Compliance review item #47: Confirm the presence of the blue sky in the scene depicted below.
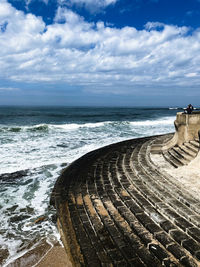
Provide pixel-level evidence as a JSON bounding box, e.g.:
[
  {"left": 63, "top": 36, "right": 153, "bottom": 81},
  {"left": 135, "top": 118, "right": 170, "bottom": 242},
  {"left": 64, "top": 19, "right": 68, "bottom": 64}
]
[{"left": 1, "top": 0, "right": 200, "bottom": 106}]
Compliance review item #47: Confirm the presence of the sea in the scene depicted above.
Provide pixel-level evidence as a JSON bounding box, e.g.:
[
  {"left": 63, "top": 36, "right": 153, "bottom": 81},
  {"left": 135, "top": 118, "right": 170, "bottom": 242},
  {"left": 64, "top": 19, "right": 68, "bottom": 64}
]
[{"left": 0, "top": 106, "right": 180, "bottom": 266}]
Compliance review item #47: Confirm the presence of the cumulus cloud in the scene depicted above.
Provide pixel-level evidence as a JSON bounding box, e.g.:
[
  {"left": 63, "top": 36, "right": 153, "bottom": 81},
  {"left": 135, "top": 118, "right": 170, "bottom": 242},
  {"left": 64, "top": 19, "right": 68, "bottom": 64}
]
[{"left": 1, "top": 1, "right": 200, "bottom": 95}]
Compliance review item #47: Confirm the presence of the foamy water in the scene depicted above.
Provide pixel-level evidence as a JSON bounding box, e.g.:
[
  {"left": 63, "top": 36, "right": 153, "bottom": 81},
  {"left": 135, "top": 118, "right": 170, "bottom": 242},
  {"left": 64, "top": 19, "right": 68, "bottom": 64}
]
[
  {"left": 0, "top": 107, "right": 177, "bottom": 266},
  {"left": 0, "top": 118, "right": 175, "bottom": 174}
]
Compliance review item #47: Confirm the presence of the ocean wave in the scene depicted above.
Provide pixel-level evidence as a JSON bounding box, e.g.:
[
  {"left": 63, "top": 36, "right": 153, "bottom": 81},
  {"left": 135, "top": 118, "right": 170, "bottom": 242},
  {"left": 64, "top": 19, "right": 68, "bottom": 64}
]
[
  {"left": 26, "top": 124, "right": 49, "bottom": 132},
  {"left": 0, "top": 116, "right": 176, "bottom": 134},
  {"left": 0, "top": 162, "right": 68, "bottom": 179},
  {"left": 9, "top": 127, "right": 22, "bottom": 132},
  {"left": 51, "top": 121, "right": 108, "bottom": 130},
  {"left": 0, "top": 124, "right": 49, "bottom": 133},
  {"left": 130, "top": 117, "right": 175, "bottom": 126},
  {"left": 0, "top": 122, "right": 110, "bottom": 133},
  {"left": 0, "top": 126, "right": 22, "bottom": 133}
]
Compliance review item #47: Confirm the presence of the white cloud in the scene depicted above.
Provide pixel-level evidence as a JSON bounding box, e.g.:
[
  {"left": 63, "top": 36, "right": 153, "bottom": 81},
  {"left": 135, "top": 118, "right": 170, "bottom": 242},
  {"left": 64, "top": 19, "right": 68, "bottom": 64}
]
[
  {"left": 1, "top": 2, "right": 200, "bottom": 95},
  {"left": 58, "top": 0, "right": 118, "bottom": 11},
  {"left": 185, "top": 73, "right": 197, "bottom": 78},
  {"left": 70, "top": 0, "right": 117, "bottom": 7},
  {"left": 67, "top": 0, "right": 117, "bottom": 6},
  {"left": 24, "top": 0, "right": 49, "bottom": 8},
  {"left": 24, "top": 0, "right": 117, "bottom": 12}
]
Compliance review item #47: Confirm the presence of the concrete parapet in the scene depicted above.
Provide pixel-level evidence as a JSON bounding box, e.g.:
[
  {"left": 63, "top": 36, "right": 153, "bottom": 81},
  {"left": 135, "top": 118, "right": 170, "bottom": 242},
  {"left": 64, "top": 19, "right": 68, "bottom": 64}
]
[{"left": 163, "top": 112, "right": 200, "bottom": 150}]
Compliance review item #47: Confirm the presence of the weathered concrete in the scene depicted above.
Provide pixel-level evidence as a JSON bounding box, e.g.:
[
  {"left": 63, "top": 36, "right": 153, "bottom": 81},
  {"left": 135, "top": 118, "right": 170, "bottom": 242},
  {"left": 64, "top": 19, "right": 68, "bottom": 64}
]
[
  {"left": 163, "top": 112, "right": 200, "bottom": 149},
  {"left": 151, "top": 112, "right": 200, "bottom": 168},
  {"left": 51, "top": 133, "right": 200, "bottom": 266}
]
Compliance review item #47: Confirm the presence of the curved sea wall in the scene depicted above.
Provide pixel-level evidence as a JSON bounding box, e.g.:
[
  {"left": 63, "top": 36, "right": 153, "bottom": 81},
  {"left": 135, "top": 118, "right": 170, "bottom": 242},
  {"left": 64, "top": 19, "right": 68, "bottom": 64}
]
[{"left": 51, "top": 133, "right": 200, "bottom": 266}]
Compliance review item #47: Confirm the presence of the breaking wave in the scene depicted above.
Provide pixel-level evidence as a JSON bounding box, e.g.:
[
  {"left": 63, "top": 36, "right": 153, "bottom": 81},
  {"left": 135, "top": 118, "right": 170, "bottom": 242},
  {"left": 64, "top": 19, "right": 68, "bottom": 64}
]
[
  {"left": 0, "top": 117, "right": 175, "bottom": 133},
  {"left": 0, "top": 122, "right": 109, "bottom": 133},
  {"left": 130, "top": 117, "right": 174, "bottom": 126}
]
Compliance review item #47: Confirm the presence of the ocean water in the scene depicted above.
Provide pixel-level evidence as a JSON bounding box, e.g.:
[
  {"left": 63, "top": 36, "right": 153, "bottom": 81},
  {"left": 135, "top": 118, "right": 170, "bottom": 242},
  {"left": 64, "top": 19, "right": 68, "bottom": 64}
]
[{"left": 0, "top": 106, "right": 178, "bottom": 266}]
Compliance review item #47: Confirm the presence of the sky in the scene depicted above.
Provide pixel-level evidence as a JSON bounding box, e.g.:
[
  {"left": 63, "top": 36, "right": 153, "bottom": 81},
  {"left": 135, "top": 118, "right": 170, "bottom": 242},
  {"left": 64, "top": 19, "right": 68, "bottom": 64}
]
[{"left": 0, "top": 0, "right": 200, "bottom": 106}]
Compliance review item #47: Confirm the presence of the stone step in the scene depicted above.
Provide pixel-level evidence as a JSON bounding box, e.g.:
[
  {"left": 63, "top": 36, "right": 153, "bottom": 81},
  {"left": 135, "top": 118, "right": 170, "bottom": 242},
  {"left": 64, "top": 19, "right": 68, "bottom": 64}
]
[
  {"left": 152, "top": 134, "right": 174, "bottom": 145},
  {"left": 102, "top": 156, "right": 166, "bottom": 265},
  {"left": 184, "top": 142, "right": 199, "bottom": 154},
  {"left": 147, "top": 150, "right": 200, "bottom": 214},
  {"left": 190, "top": 140, "right": 200, "bottom": 149},
  {"left": 97, "top": 159, "right": 166, "bottom": 265},
  {"left": 60, "top": 195, "right": 98, "bottom": 266},
  {"left": 130, "top": 170, "right": 200, "bottom": 233},
  {"left": 138, "top": 140, "right": 200, "bottom": 213},
  {"left": 162, "top": 150, "right": 182, "bottom": 168},
  {"left": 106, "top": 164, "right": 184, "bottom": 264},
  {"left": 168, "top": 149, "right": 187, "bottom": 165},
  {"left": 111, "top": 146, "right": 200, "bottom": 262},
  {"left": 150, "top": 135, "right": 172, "bottom": 154},
  {"left": 153, "top": 137, "right": 199, "bottom": 169},
  {"left": 133, "top": 141, "right": 200, "bottom": 224},
  {"left": 172, "top": 146, "right": 193, "bottom": 162},
  {"left": 150, "top": 144, "right": 162, "bottom": 154},
  {"left": 87, "top": 165, "right": 130, "bottom": 265},
  {"left": 179, "top": 144, "right": 197, "bottom": 158}
]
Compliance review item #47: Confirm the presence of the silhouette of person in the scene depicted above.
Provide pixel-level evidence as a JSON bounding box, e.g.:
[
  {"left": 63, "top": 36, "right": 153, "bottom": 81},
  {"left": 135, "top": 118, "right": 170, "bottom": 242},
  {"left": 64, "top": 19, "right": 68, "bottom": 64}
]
[{"left": 186, "top": 104, "right": 194, "bottom": 114}]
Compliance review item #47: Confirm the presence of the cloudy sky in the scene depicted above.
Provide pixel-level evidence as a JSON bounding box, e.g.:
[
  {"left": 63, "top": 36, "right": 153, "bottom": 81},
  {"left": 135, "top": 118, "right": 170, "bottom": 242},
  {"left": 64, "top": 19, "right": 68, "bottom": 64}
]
[{"left": 1, "top": 0, "right": 200, "bottom": 106}]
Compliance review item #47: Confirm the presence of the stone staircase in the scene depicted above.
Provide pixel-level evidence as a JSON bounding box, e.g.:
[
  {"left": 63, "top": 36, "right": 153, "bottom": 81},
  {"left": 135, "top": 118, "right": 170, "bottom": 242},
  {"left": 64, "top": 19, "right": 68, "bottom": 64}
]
[
  {"left": 162, "top": 139, "right": 199, "bottom": 168},
  {"left": 51, "top": 134, "right": 200, "bottom": 266}
]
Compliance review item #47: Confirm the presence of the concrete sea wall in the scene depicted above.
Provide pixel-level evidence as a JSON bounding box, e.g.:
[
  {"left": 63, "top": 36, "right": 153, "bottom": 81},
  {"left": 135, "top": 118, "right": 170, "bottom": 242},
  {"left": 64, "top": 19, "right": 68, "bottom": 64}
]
[{"left": 51, "top": 133, "right": 200, "bottom": 266}]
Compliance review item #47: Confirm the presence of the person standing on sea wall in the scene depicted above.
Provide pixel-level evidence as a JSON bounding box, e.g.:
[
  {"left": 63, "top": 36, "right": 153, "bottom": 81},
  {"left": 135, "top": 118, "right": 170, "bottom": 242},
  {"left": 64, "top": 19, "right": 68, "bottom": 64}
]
[{"left": 184, "top": 104, "right": 194, "bottom": 114}]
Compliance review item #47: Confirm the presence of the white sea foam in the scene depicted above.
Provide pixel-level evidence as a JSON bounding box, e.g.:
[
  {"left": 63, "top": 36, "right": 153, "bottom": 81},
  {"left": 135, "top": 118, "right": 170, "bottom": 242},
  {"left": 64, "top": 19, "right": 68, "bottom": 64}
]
[
  {"left": 130, "top": 117, "right": 175, "bottom": 126},
  {"left": 50, "top": 121, "right": 108, "bottom": 130},
  {"left": 0, "top": 121, "right": 112, "bottom": 133},
  {"left": 0, "top": 164, "right": 63, "bottom": 266},
  {"left": 0, "top": 117, "right": 176, "bottom": 174},
  {"left": 0, "top": 117, "right": 175, "bottom": 135}
]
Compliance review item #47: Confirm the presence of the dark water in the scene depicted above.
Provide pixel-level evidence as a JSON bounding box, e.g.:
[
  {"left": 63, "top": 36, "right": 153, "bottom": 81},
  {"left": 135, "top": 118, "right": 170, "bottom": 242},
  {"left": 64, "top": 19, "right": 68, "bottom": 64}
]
[{"left": 0, "top": 106, "right": 179, "bottom": 125}]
